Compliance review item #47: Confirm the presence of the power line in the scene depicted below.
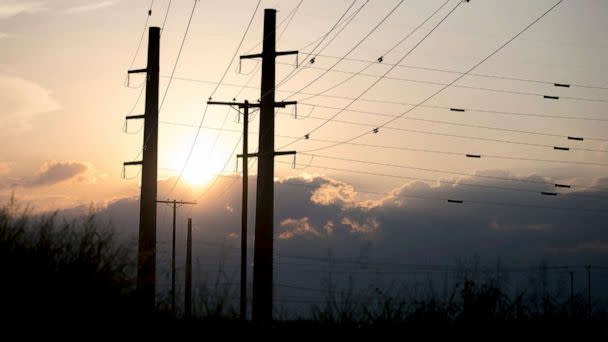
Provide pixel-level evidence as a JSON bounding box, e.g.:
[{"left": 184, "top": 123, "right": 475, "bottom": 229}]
[
  {"left": 157, "top": 121, "right": 608, "bottom": 190},
  {"left": 294, "top": 0, "right": 568, "bottom": 154},
  {"left": 181, "top": 1, "right": 305, "bottom": 205},
  {"left": 272, "top": 0, "right": 367, "bottom": 93},
  {"left": 204, "top": 0, "right": 303, "bottom": 180},
  {"left": 274, "top": 111, "right": 608, "bottom": 154},
  {"left": 209, "top": 0, "right": 262, "bottom": 99},
  {"left": 299, "top": 53, "right": 608, "bottom": 92},
  {"left": 284, "top": 60, "right": 608, "bottom": 104},
  {"left": 130, "top": 0, "right": 197, "bottom": 174},
  {"left": 296, "top": 153, "right": 608, "bottom": 194},
  {"left": 159, "top": 0, "right": 198, "bottom": 112},
  {"left": 164, "top": 0, "right": 261, "bottom": 197},
  {"left": 281, "top": 0, "right": 464, "bottom": 150},
  {"left": 294, "top": 1, "right": 370, "bottom": 55},
  {"left": 189, "top": 239, "right": 608, "bottom": 273},
  {"left": 296, "top": 0, "right": 452, "bottom": 103},
  {"left": 281, "top": 0, "right": 407, "bottom": 100},
  {"left": 242, "top": 0, "right": 305, "bottom": 55},
  {"left": 160, "top": 0, "right": 172, "bottom": 33},
  {"left": 288, "top": 104, "right": 608, "bottom": 143},
  {"left": 164, "top": 75, "right": 608, "bottom": 122},
  {"left": 184, "top": 2, "right": 373, "bottom": 215},
  {"left": 126, "top": 0, "right": 155, "bottom": 72},
  {"left": 298, "top": 136, "right": 608, "bottom": 166},
  {"left": 274, "top": 160, "right": 608, "bottom": 200}
]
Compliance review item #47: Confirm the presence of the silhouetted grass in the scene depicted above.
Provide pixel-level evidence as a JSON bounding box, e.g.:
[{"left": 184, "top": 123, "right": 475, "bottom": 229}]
[{"left": 0, "top": 197, "right": 136, "bottom": 329}]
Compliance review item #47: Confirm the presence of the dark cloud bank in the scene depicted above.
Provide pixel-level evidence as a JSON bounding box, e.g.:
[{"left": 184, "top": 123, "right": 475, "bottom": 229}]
[{"left": 68, "top": 169, "right": 608, "bottom": 309}]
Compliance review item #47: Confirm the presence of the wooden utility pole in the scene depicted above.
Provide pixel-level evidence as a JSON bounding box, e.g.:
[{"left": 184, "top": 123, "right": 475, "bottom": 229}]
[
  {"left": 207, "top": 100, "right": 253, "bottom": 321},
  {"left": 185, "top": 218, "right": 193, "bottom": 319},
  {"left": 569, "top": 271, "right": 575, "bottom": 316},
  {"left": 586, "top": 265, "right": 591, "bottom": 319},
  {"left": 123, "top": 26, "right": 160, "bottom": 311},
  {"left": 208, "top": 99, "right": 295, "bottom": 322},
  {"left": 157, "top": 199, "right": 196, "bottom": 314},
  {"left": 240, "top": 8, "right": 298, "bottom": 324}
]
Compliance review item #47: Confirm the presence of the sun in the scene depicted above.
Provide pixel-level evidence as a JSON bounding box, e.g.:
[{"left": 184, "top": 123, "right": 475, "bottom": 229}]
[
  {"left": 164, "top": 153, "right": 218, "bottom": 188},
  {"left": 162, "top": 134, "right": 236, "bottom": 188},
  {"left": 182, "top": 162, "right": 215, "bottom": 187}
]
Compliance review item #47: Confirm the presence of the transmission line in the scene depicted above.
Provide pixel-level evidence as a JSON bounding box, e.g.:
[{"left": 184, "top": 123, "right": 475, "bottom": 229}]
[
  {"left": 293, "top": 0, "right": 568, "bottom": 153},
  {"left": 275, "top": 160, "right": 608, "bottom": 200},
  {"left": 164, "top": 0, "right": 261, "bottom": 197},
  {"left": 302, "top": 52, "right": 608, "bottom": 91},
  {"left": 163, "top": 76, "right": 608, "bottom": 122}
]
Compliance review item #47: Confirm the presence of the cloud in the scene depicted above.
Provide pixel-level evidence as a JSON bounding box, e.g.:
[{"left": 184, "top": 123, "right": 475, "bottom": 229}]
[
  {"left": 0, "top": 74, "right": 61, "bottom": 133},
  {"left": 24, "top": 161, "right": 88, "bottom": 188},
  {"left": 278, "top": 217, "right": 320, "bottom": 240},
  {"left": 64, "top": 1, "right": 119, "bottom": 14},
  {"left": 340, "top": 216, "right": 380, "bottom": 234},
  {"left": 0, "top": 1, "right": 46, "bottom": 19},
  {"left": 42, "top": 170, "right": 608, "bottom": 276},
  {"left": 309, "top": 178, "right": 357, "bottom": 206}
]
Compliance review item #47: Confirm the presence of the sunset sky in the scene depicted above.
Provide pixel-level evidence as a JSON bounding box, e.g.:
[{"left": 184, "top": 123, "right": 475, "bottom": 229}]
[{"left": 1, "top": 0, "right": 608, "bottom": 280}]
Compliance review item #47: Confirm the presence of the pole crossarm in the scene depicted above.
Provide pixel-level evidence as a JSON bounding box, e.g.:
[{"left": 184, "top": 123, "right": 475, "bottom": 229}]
[
  {"left": 126, "top": 114, "right": 146, "bottom": 120},
  {"left": 156, "top": 200, "right": 197, "bottom": 205},
  {"left": 207, "top": 100, "right": 253, "bottom": 108},
  {"left": 128, "top": 68, "right": 148, "bottom": 74},
  {"left": 123, "top": 161, "right": 143, "bottom": 166},
  {"left": 237, "top": 151, "right": 296, "bottom": 159},
  {"left": 240, "top": 50, "right": 298, "bottom": 60},
  {"left": 207, "top": 100, "right": 297, "bottom": 109}
]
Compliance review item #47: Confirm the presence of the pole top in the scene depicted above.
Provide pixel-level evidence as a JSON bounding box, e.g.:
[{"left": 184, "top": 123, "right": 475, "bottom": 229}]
[{"left": 265, "top": 8, "right": 277, "bottom": 13}]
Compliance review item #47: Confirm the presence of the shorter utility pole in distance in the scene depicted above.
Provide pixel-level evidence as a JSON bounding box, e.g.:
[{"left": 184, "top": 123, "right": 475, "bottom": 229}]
[
  {"left": 569, "top": 271, "right": 575, "bottom": 316},
  {"left": 157, "top": 199, "right": 196, "bottom": 314},
  {"left": 185, "top": 218, "right": 193, "bottom": 319},
  {"left": 586, "top": 265, "right": 592, "bottom": 319}
]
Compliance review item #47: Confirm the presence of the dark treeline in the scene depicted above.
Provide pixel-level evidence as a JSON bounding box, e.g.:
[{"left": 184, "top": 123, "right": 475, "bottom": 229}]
[{"left": 0, "top": 198, "right": 606, "bottom": 338}]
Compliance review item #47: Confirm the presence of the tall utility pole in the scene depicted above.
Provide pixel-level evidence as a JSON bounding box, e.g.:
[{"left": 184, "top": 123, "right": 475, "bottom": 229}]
[
  {"left": 184, "top": 218, "right": 193, "bottom": 319},
  {"left": 240, "top": 8, "right": 298, "bottom": 324},
  {"left": 123, "top": 26, "right": 160, "bottom": 311},
  {"left": 157, "top": 199, "right": 196, "bottom": 314}
]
